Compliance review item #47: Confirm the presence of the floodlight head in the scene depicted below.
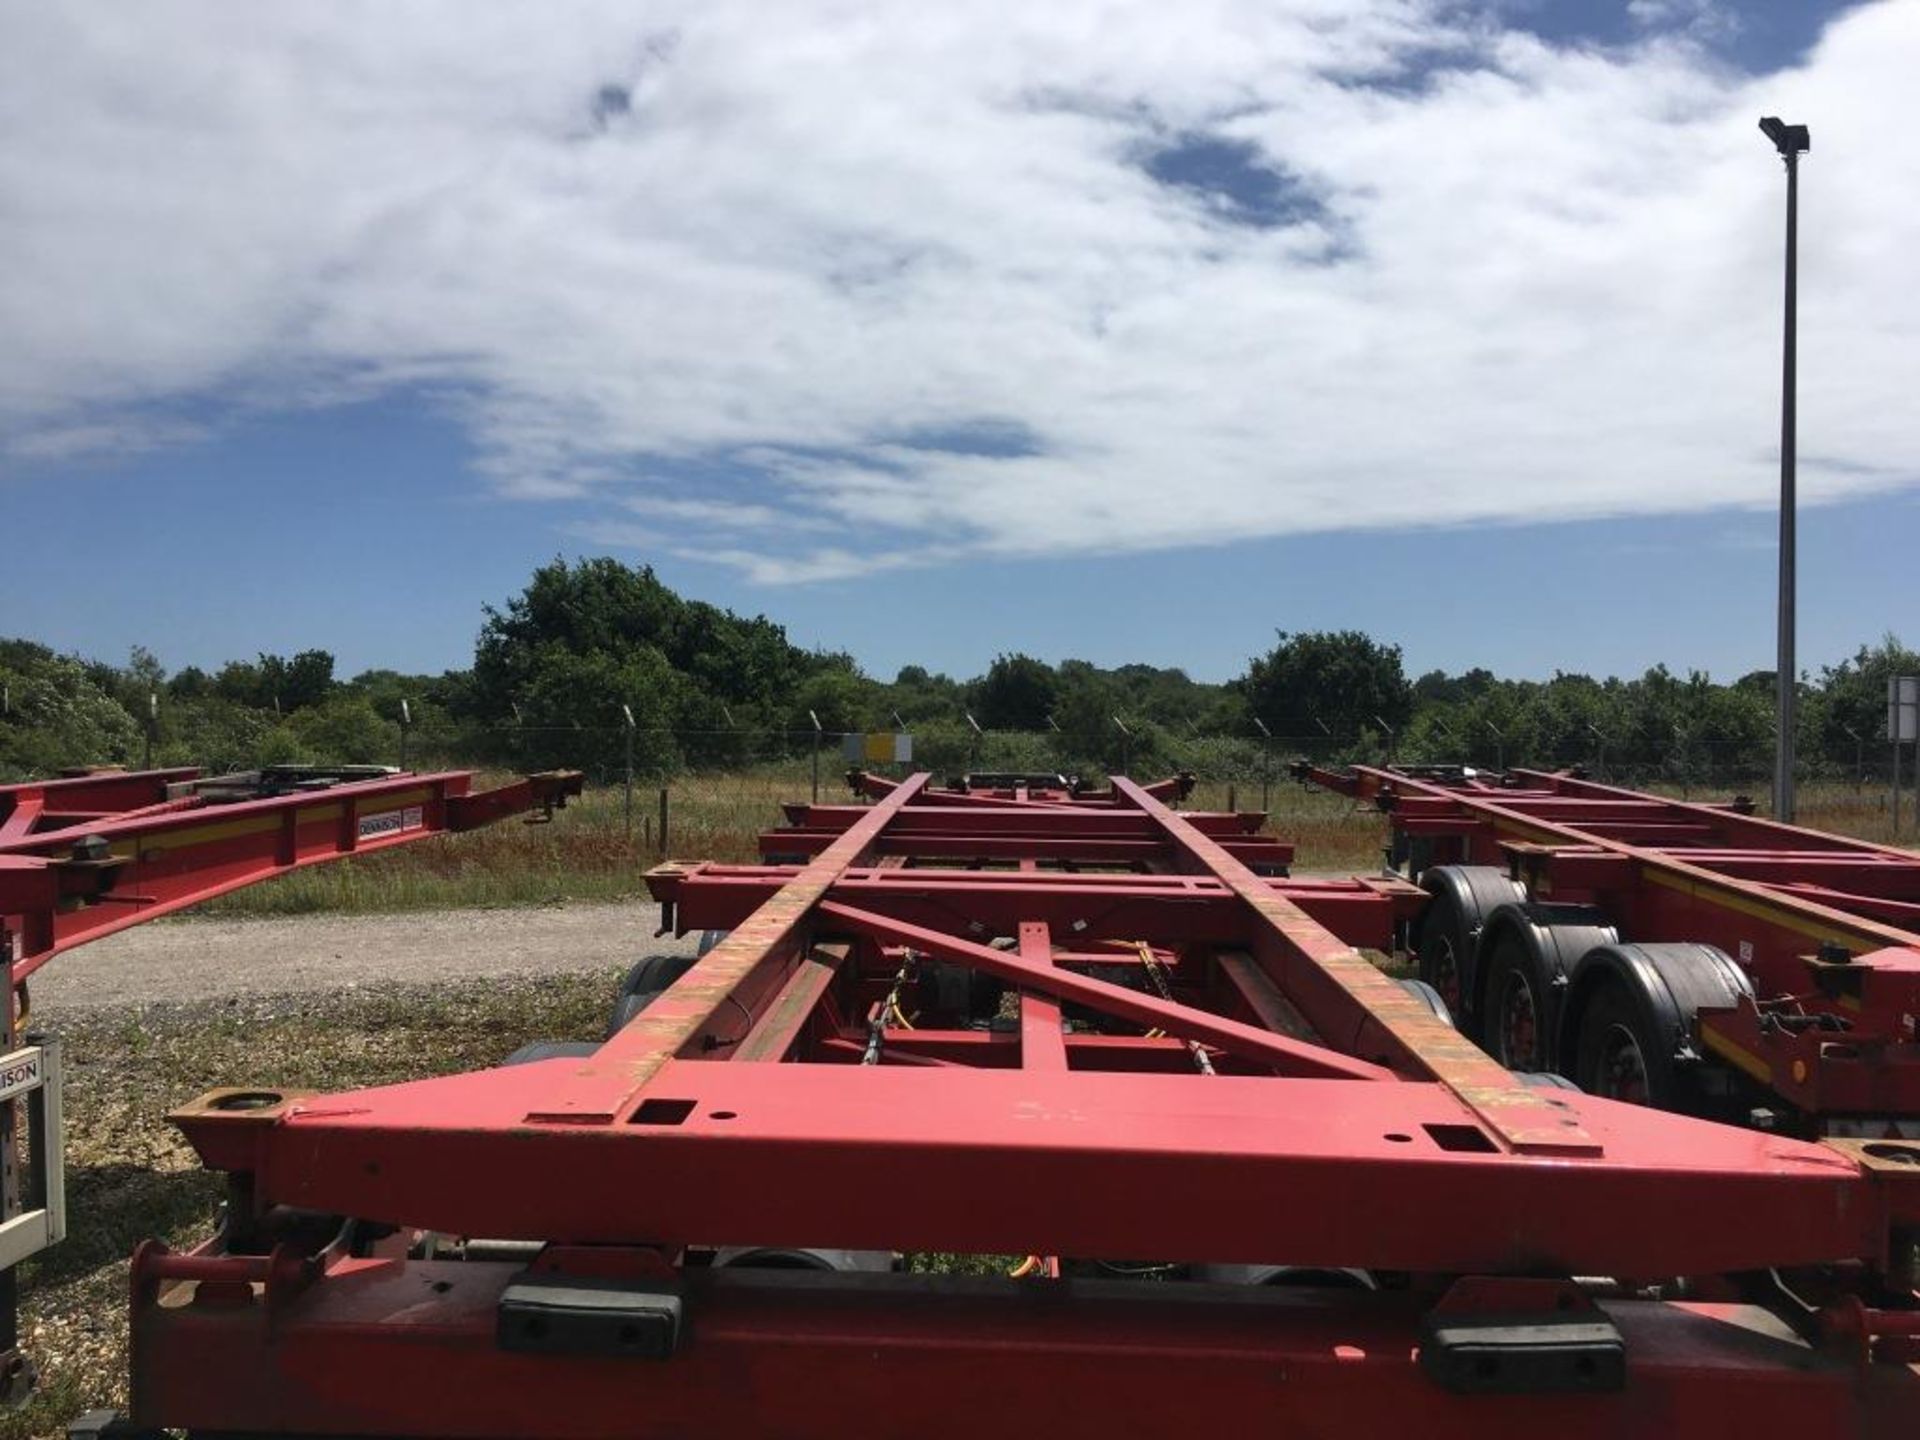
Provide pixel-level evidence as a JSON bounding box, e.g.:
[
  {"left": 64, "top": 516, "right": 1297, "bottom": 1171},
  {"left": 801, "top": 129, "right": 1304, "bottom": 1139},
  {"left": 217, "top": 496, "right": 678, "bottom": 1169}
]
[{"left": 1758, "top": 116, "right": 1810, "bottom": 156}]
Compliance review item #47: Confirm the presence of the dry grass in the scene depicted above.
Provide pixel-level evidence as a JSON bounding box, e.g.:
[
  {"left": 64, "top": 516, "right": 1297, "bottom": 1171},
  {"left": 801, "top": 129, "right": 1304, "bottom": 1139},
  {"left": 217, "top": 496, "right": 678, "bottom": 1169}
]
[
  {"left": 196, "top": 769, "right": 1394, "bottom": 917},
  {"left": 1792, "top": 784, "right": 1916, "bottom": 848},
  {"left": 189, "top": 771, "right": 1912, "bottom": 921},
  {"left": 196, "top": 769, "right": 806, "bottom": 917}
]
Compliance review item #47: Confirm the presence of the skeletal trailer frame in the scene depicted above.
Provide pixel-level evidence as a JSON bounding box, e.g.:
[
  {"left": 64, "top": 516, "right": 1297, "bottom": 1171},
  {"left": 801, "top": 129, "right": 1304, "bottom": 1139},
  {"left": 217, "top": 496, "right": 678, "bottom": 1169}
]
[
  {"left": 111, "top": 768, "right": 1920, "bottom": 1438},
  {"left": 1301, "top": 763, "right": 1920, "bottom": 1125},
  {"left": 0, "top": 763, "right": 583, "bottom": 1406}
]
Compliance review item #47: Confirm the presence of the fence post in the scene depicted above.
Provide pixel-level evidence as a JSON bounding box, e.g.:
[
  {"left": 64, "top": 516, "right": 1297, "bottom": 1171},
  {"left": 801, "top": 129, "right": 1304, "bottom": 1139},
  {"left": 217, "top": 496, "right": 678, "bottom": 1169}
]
[
  {"left": 144, "top": 692, "right": 157, "bottom": 771},
  {"left": 622, "top": 705, "right": 636, "bottom": 839},
  {"left": 1373, "top": 715, "right": 1396, "bottom": 766},
  {"left": 658, "top": 786, "right": 670, "bottom": 860},
  {"left": 809, "top": 710, "right": 823, "bottom": 804},
  {"left": 1483, "top": 718, "right": 1505, "bottom": 775},
  {"left": 1893, "top": 733, "right": 1902, "bottom": 839},
  {"left": 398, "top": 698, "right": 412, "bottom": 774},
  {"left": 1254, "top": 717, "right": 1272, "bottom": 814}
]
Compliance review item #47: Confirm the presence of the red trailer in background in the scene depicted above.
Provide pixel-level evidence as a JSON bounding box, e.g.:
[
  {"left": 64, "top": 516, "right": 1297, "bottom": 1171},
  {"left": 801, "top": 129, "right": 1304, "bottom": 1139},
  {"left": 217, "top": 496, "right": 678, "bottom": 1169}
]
[
  {"left": 1297, "top": 762, "right": 1920, "bottom": 1133},
  {"left": 0, "top": 763, "right": 582, "bottom": 1403},
  {"left": 83, "top": 767, "right": 1920, "bottom": 1439}
]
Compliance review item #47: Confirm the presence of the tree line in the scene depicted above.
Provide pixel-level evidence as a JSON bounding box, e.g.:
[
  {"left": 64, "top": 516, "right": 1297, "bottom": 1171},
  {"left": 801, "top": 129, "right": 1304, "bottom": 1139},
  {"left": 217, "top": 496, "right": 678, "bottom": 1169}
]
[{"left": 1, "top": 557, "right": 1913, "bottom": 785}]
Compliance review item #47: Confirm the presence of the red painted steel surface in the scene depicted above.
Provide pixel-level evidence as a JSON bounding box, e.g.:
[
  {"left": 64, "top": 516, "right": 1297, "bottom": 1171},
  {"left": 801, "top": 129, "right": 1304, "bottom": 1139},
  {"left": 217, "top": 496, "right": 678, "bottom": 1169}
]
[
  {"left": 131, "top": 770, "right": 1920, "bottom": 1436},
  {"left": 0, "top": 765, "right": 583, "bottom": 973},
  {"left": 128, "top": 1260, "right": 1920, "bottom": 1439},
  {"left": 1302, "top": 763, "right": 1920, "bottom": 1122}
]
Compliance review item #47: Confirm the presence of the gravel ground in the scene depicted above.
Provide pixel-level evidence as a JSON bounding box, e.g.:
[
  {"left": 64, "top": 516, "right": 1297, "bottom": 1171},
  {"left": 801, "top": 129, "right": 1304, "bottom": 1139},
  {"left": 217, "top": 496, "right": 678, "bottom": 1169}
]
[
  {"left": 0, "top": 906, "right": 705, "bottom": 1437},
  {"left": 10, "top": 969, "right": 635, "bottom": 1440},
  {"left": 31, "top": 902, "right": 699, "bottom": 1011}
]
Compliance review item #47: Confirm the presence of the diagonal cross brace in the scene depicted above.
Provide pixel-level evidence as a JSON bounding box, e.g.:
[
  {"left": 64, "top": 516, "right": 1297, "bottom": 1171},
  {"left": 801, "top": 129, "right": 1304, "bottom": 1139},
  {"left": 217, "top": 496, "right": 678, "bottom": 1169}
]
[{"left": 815, "top": 900, "right": 1392, "bottom": 1082}]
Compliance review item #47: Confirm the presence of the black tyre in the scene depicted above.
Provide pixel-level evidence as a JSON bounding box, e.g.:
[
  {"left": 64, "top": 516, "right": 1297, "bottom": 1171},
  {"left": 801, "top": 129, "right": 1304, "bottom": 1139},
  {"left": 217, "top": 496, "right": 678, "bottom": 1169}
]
[
  {"left": 607, "top": 953, "right": 699, "bottom": 1037},
  {"left": 1481, "top": 930, "right": 1548, "bottom": 1072},
  {"left": 1475, "top": 904, "right": 1617, "bottom": 1073},
  {"left": 1415, "top": 866, "right": 1525, "bottom": 1038},
  {"left": 1558, "top": 942, "right": 1751, "bottom": 1114},
  {"left": 1570, "top": 984, "right": 1671, "bottom": 1107}
]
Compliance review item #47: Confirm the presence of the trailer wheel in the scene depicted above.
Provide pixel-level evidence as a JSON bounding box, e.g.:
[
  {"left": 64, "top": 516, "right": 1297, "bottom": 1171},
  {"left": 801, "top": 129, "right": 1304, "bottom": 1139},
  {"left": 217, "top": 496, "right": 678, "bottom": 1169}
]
[
  {"left": 1571, "top": 986, "right": 1665, "bottom": 1106},
  {"left": 1485, "top": 947, "right": 1545, "bottom": 1073},
  {"left": 607, "top": 953, "right": 699, "bottom": 1037},
  {"left": 1415, "top": 867, "right": 1525, "bottom": 1037},
  {"left": 1558, "top": 942, "right": 1751, "bottom": 1112},
  {"left": 1475, "top": 904, "right": 1618, "bottom": 1073}
]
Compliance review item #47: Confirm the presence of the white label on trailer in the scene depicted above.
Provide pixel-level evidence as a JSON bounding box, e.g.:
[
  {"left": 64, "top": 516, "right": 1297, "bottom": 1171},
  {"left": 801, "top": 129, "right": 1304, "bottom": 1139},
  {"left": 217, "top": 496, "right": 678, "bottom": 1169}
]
[
  {"left": 0, "top": 1049, "right": 43, "bottom": 1105},
  {"left": 357, "top": 805, "right": 424, "bottom": 840}
]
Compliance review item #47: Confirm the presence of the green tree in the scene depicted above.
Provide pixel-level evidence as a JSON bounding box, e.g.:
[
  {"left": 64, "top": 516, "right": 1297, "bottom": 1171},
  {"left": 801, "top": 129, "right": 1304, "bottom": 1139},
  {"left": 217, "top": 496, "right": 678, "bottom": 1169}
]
[
  {"left": 974, "top": 653, "right": 1058, "bottom": 730},
  {"left": 0, "top": 653, "right": 142, "bottom": 778},
  {"left": 288, "top": 695, "right": 396, "bottom": 765},
  {"left": 1817, "top": 636, "right": 1919, "bottom": 768},
  {"left": 1237, "top": 631, "right": 1413, "bottom": 742}
]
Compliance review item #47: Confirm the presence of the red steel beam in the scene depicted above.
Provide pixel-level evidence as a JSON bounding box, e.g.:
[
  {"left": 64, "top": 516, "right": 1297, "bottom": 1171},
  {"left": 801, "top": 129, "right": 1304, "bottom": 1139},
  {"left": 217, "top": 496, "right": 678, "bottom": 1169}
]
[
  {"left": 651, "top": 864, "right": 1422, "bottom": 950},
  {"left": 0, "top": 768, "right": 584, "bottom": 973},
  {"left": 782, "top": 804, "right": 1267, "bottom": 837},
  {"left": 522, "top": 772, "right": 935, "bottom": 1125},
  {"left": 760, "top": 829, "right": 1295, "bottom": 866},
  {"left": 1110, "top": 777, "right": 1596, "bottom": 1155},
  {"left": 1017, "top": 920, "right": 1066, "bottom": 1070},
  {"left": 166, "top": 1061, "right": 1913, "bottom": 1275},
  {"left": 127, "top": 1262, "right": 1920, "bottom": 1440}
]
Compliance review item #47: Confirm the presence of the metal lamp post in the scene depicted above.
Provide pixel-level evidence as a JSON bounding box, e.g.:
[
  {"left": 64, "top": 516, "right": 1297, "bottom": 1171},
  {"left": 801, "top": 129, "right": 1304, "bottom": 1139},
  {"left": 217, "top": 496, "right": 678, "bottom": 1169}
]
[{"left": 1760, "top": 115, "right": 1810, "bottom": 822}]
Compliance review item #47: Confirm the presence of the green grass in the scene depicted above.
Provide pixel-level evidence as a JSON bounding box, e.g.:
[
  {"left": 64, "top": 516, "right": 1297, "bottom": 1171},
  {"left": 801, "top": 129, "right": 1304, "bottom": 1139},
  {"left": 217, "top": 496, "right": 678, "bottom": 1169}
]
[
  {"left": 189, "top": 770, "right": 1911, "bottom": 921},
  {"left": 195, "top": 768, "right": 805, "bottom": 917}
]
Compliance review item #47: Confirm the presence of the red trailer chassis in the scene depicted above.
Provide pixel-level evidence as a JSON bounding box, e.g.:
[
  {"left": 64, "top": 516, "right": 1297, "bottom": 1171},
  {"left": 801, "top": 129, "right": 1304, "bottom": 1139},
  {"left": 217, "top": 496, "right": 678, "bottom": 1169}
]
[
  {"left": 0, "top": 763, "right": 583, "bottom": 1405},
  {"left": 0, "top": 764, "right": 583, "bottom": 976},
  {"left": 113, "top": 770, "right": 1920, "bottom": 1438},
  {"left": 1299, "top": 763, "right": 1920, "bottom": 1131}
]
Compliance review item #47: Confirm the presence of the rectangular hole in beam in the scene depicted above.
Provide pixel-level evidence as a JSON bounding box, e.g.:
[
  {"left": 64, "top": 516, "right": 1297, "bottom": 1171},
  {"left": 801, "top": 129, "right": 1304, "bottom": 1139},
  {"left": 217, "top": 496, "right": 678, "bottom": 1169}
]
[
  {"left": 631, "top": 1098, "right": 697, "bottom": 1126},
  {"left": 1423, "top": 1123, "right": 1498, "bottom": 1153}
]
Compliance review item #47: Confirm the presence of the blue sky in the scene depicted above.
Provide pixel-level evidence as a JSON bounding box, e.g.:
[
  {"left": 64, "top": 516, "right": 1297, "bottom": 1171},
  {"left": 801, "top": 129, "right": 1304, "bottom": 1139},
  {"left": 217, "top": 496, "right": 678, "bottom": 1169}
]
[{"left": 3, "top": 0, "right": 1915, "bottom": 686}]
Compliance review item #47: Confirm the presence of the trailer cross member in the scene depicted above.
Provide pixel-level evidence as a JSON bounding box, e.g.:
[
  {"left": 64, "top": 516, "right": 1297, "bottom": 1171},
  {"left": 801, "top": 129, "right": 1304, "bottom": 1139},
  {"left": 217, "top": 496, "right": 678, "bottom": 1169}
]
[{"left": 116, "top": 769, "right": 1920, "bottom": 1437}]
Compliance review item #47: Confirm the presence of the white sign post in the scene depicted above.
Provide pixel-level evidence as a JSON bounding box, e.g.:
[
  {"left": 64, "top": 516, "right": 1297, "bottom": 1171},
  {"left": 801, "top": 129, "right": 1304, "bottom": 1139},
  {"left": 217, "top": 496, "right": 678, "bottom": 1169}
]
[{"left": 1889, "top": 677, "right": 1918, "bottom": 837}]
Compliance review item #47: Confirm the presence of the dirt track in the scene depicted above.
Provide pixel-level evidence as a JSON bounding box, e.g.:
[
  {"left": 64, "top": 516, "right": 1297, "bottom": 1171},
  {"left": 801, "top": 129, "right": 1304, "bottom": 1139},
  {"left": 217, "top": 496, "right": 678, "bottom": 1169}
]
[{"left": 30, "top": 903, "right": 699, "bottom": 1011}]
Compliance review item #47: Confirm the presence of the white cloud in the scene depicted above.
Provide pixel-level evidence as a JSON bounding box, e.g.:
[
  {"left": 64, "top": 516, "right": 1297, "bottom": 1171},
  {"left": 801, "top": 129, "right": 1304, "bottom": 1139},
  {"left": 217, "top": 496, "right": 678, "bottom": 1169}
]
[
  {"left": 2, "top": 1, "right": 1916, "bottom": 581},
  {"left": 1627, "top": 0, "right": 1739, "bottom": 42}
]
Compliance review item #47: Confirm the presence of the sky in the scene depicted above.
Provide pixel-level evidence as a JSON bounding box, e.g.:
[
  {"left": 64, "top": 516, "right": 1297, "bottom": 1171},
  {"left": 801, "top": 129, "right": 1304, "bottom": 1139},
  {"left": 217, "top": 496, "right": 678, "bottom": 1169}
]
[{"left": 2, "top": 0, "right": 1916, "bottom": 686}]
